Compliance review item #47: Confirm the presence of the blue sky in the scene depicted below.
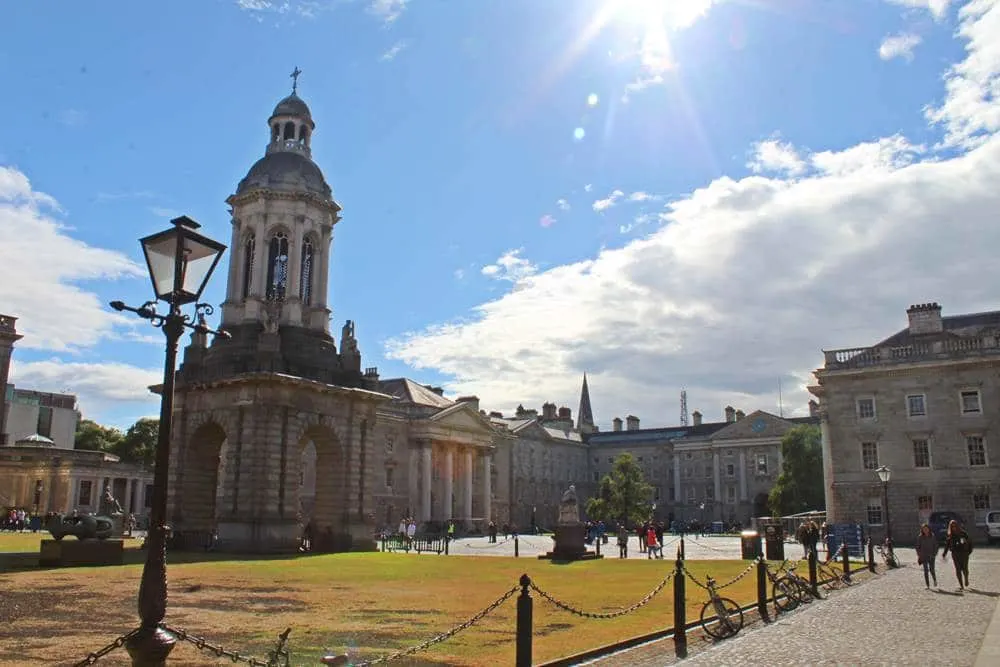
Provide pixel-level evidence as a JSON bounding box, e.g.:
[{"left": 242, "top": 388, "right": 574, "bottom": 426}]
[{"left": 2, "top": 0, "right": 999, "bottom": 431}]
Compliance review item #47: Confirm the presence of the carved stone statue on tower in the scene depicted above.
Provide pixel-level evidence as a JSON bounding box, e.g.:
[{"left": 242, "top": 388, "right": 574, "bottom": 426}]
[{"left": 339, "top": 319, "right": 361, "bottom": 372}]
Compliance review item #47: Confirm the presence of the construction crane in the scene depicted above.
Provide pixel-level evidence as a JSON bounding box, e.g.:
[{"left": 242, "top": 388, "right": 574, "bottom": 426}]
[{"left": 680, "top": 390, "right": 689, "bottom": 426}]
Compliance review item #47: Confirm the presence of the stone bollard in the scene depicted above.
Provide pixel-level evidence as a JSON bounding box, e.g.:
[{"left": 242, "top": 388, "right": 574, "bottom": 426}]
[
  {"left": 515, "top": 574, "right": 533, "bottom": 667},
  {"left": 756, "top": 557, "right": 770, "bottom": 623},
  {"left": 808, "top": 548, "right": 819, "bottom": 598},
  {"left": 842, "top": 540, "right": 851, "bottom": 581},
  {"left": 673, "top": 548, "right": 687, "bottom": 658},
  {"left": 514, "top": 535, "right": 519, "bottom": 558}
]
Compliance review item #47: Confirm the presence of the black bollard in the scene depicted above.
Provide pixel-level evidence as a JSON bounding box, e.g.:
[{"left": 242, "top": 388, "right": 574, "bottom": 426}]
[
  {"left": 807, "top": 548, "right": 819, "bottom": 598},
  {"left": 679, "top": 533, "right": 686, "bottom": 560},
  {"left": 514, "top": 535, "right": 519, "bottom": 558},
  {"left": 596, "top": 537, "right": 601, "bottom": 557},
  {"left": 842, "top": 540, "right": 851, "bottom": 581},
  {"left": 867, "top": 538, "right": 876, "bottom": 573},
  {"left": 515, "top": 574, "right": 533, "bottom": 667},
  {"left": 756, "top": 557, "right": 770, "bottom": 623},
  {"left": 673, "top": 548, "right": 687, "bottom": 659},
  {"left": 445, "top": 536, "right": 449, "bottom": 555}
]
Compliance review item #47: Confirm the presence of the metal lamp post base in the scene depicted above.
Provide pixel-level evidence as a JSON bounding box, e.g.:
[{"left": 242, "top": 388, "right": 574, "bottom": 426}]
[{"left": 125, "top": 626, "right": 176, "bottom": 666}]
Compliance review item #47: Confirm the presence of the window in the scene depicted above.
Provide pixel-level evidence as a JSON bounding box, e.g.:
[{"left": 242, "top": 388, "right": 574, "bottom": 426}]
[
  {"left": 857, "top": 397, "right": 876, "bottom": 420},
  {"left": 300, "top": 237, "right": 315, "bottom": 305},
  {"left": 593, "top": 457, "right": 598, "bottom": 463},
  {"left": 37, "top": 406, "right": 53, "bottom": 438},
  {"left": 907, "top": 394, "right": 926, "bottom": 417},
  {"left": 144, "top": 484, "right": 154, "bottom": 508},
  {"left": 705, "top": 486, "right": 715, "bottom": 501},
  {"left": 607, "top": 457, "right": 613, "bottom": 464},
  {"left": 756, "top": 454, "right": 768, "bottom": 475},
  {"left": 77, "top": 480, "right": 92, "bottom": 506},
  {"left": 685, "top": 452, "right": 692, "bottom": 460},
  {"left": 592, "top": 472, "right": 599, "bottom": 482},
  {"left": 866, "top": 498, "right": 883, "bottom": 525},
  {"left": 686, "top": 487, "right": 696, "bottom": 504},
  {"left": 861, "top": 442, "right": 879, "bottom": 470},
  {"left": 973, "top": 492, "right": 990, "bottom": 510},
  {"left": 384, "top": 436, "right": 394, "bottom": 455},
  {"left": 726, "top": 463, "right": 735, "bottom": 477},
  {"left": 684, "top": 466, "right": 692, "bottom": 479},
  {"left": 637, "top": 456, "right": 644, "bottom": 463},
  {"left": 385, "top": 467, "right": 394, "bottom": 489},
  {"left": 967, "top": 436, "right": 987, "bottom": 466},
  {"left": 727, "top": 486, "right": 736, "bottom": 503},
  {"left": 265, "top": 232, "right": 290, "bottom": 301},
  {"left": 912, "top": 439, "right": 931, "bottom": 468},
  {"left": 654, "top": 486, "right": 661, "bottom": 500},
  {"left": 917, "top": 495, "right": 933, "bottom": 511},
  {"left": 961, "top": 390, "right": 982, "bottom": 414},
  {"left": 241, "top": 233, "right": 255, "bottom": 299}
]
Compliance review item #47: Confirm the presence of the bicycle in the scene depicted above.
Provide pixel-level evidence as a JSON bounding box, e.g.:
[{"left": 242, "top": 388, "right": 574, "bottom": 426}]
[
  {"left": 699, "top": 575, "right": 745, "bottom": 640},
  {"left": 778, "top": 560, "right": 818, "bottom": 602},
  {"left": 817, "top": 560, "right": 852, "bottom": 590},
  {"left": 765, "top": 563, "right": 807, "bottom": 612},
  {"left": 876, "top": 538, "right": 899, "bottom": 569}
]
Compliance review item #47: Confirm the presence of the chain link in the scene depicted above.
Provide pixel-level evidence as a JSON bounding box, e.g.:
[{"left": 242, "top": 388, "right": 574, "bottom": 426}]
[
  {"left": 343, "top": 585, "right": 519, "bottom": 666},
  {"left": 530, "top": 571, "right": 673, "bottom": 619},
  {"left": 161, "top": 624, "right": 287, "bottom": 666},
  {"left": 72, "top": 628, "right": 141, "bottom": 667},
  {"left": 462, "top": 536, "right": 514, "bottom": 550},
  {"left": 683, "top": 560, "right": 756, "bottom": 591}
]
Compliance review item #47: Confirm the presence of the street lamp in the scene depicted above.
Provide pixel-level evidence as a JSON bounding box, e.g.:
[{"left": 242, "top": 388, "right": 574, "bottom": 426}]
[
  {"left": 875, "top": 465, "right": 892, "bottom": 542},
  {"left": 112, "top": 215, "right": 228, "bottom": 666}
]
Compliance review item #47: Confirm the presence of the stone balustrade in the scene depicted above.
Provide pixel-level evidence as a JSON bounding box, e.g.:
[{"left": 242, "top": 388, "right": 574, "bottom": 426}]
[{"left": 823, "top": 334, "right": 1000, "bottom": 369}]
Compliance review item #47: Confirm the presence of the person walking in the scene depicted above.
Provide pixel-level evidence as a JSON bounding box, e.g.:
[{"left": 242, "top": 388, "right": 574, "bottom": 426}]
[
  {"left": 617, "top": 523, "right": 629, "bottom": 559},
  {"left": 915, "top": 523, "right": 938, "bottom": 588},
  {"left": 942, "top": 519, "right": 973, "bottom": 590}
]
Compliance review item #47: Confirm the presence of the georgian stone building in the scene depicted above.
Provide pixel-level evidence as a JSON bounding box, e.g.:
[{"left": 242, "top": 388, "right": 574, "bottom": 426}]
[{"left": 810, "top": 302, "right": 1000, "bottom": 542}]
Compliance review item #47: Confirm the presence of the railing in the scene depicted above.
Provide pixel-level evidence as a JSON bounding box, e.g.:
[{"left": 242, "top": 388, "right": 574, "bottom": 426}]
[{"left": 824, "top": 335, "right": 1000, "bottom": 369}]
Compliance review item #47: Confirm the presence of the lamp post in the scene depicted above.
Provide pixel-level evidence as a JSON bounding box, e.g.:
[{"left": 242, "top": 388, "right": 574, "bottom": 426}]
[
  {"left": 875, "top": 465, "right": 892, "bottom": 542},
  {"left": 112, "top": 216, "right": 227, "bottom": 666}
]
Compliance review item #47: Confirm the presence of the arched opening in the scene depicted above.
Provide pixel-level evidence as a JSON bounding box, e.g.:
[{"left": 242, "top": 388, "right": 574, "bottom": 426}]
[
  {"left": 177, "top": 422, "right": 227, "bottom": 538},
  {"left": 292, "top": 425, "right": 348, "bottom": 552},
  {"left": 299, "top": 237, "right": 314, "bottom": 305},
  {"left": 241, "top": 233, "right": 255, "bottom": 299},
  {"left": 271, "top": 123, "right": 280, "bottom": 143},
  {"left": 266, "top": 232, "right": 289, "bottom": 301},
  {"left": 299, "top": 125, "right": 310, "bottom": 144},
  {"left": 283, "top": 121, "right": 296, "bottom": 140}
]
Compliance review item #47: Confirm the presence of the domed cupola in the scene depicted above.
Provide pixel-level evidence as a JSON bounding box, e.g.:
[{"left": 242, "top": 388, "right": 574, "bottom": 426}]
[{"left": 265, "top": 67, "right": 315, "bottom": 158}]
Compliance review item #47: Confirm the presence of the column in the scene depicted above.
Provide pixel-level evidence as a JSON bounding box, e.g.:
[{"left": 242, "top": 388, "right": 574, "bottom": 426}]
[
  {"left": 673, "top": 454, "right": 681, "bottom": 502},
  {"left": 251, "top": 216, "right": 269, "bottom": 299},
  {"left": 69, "top": 477, "right": 79, "bottom": 512},
  {"left": 225, "top": 218, "right": 241, "bottom": 301},
  {"left": 463, "top": 450, "right": 473, "bottom": 522},
  {"left": 316, "top": 228, "right": 331, "bottom": 311},
  {"left": 443, "top": 448, "right": 454, "bottom": 520},
  {"left": 125, "top": 479, "right": 134, "bottom": 514},
  {"left": 287, "top": 221, "right": 302, "bottom": 302},
  {"left": 408, "top": 446, "right": 419, "bottom": 518},
  {"left": 482, "top": 454, "right": 492, "bottom": 521},
  {"left": 712, "top": 451, "right": 721, "bottom": 519},
  {"left": 739, "top": 450, "right": 748, "bottom": 502},
  {"left": 420, "top": 443, "right": 432, "bottom": 522}
]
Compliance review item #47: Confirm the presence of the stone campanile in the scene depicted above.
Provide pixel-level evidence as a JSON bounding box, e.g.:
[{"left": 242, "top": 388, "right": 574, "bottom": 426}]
[{"left": 0, "top": 315, "right": 23, "bottom": 445}]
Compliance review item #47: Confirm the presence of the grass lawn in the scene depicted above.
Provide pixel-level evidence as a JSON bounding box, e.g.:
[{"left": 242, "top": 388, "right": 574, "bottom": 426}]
[{"left": 0, "top": 538, "right": 760, "bottom": 666}]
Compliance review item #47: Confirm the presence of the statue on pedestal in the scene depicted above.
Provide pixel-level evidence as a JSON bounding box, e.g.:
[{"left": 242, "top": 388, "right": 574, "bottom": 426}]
[
  {"left": 558, "top": 485, "right": 580, "bottom": 526},
  {"left": 99, "top": 485, "right": 123, "bottom": 518}
]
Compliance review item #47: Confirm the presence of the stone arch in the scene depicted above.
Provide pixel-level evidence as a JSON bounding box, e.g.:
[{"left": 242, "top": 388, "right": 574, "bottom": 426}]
[
  {"left": 177, "top": 421, "right": 227, "bottom": 534},
  {"left": 291, "top": 420, "right": 348, "bottom": 549}
]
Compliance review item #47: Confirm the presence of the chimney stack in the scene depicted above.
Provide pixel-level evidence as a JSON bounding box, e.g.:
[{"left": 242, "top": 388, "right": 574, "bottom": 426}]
[
  {"left": 692, "top": 410, "right": 702, "bottom": 426},
  {"left": 542, "top": 402, "right": 557, "bottom": 421},
  {"left": 456, "top": 395, "right": 480, "bottom": 412},
  {"left": 612, "top": 417, "right": 623, "bottom": 432},
  {"left": 906, "top": 302, "right": 943, "bottom": 335},
  {"left": 626, "top": 415, "right": 640, "bottom": 431},
  {"left": 557, "top": 406, "right": 572, "bottom": 421},
  {"left": 735, "top": 409, "right": 745, "bottom": 421},
  {"left": 725, "top": 406, "right": 736, "bottom": 423}
]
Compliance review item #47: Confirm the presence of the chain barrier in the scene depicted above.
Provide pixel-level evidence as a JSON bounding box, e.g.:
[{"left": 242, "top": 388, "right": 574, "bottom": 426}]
[
  {"left": 345, "top": 585, "right": 519, "bottom": 666},
  {"left": 161, "top": 624, "right": 290, "bottom": 666},
  {"left": 462, "top": 536, "right": 513, "bottom": 550},
  {"left": 529, "top": 571, "right": 673, "bottom": 619},
  {"left": 682, "top": 560, "right": 756, "bottom": 591},
  {"left": 72, "top": 628, "right": 142, "bottom": 667}
]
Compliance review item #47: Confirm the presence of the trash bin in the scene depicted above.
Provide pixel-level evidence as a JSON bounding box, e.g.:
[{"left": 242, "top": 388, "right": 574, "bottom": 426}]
[
  {"left": 740, "top": 530, "right": 761, "bottom": 559},
  {"left": 764, "top": 523, "right": 785, "bottom": 560}
]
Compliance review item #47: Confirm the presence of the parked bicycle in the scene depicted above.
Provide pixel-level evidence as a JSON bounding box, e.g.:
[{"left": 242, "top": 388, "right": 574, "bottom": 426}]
[
  {"left": 699, "top": 575, "right": 744, "bottom": 640},
  {"left": 778, "top": 560, "right": 818, "bottom": 602},
  {"left": 876, "top": 537, "right": 899, "bottom": 569},
  {"left": 817, "top": 560, "right": 852, "bottom": 590}
]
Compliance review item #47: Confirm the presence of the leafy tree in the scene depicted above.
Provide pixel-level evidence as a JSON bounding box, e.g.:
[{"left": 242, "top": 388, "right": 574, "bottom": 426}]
[
  {"left": 585, "top": 453, "right": 654, "bottom": 527},
  {"left": 74, "top": 419, "right": 123, "bottom": 452},
  {"left": 110, "top": 418, "right": 159, "bottom": 466},
  {"left": 768, "top": 424, "right": 825, "bottom": 516}
]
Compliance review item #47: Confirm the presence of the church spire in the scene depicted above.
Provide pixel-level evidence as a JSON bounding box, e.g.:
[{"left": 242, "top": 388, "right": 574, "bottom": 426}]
[{"left": 577, "top": 373, "right": 595, "bottom": 433}]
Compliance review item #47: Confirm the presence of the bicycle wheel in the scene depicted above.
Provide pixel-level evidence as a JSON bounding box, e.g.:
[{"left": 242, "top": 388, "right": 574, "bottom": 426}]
[
  {"left": 772, "top": 578, "right": 800, "bottom": 612},
  {"left": 791, "top": 577, "right": 815, "bottom": 602},
  {"left": 819, "top": 566, "right": 846, "bottom": 590},
  {"left": 700, "top": 597, "right": 744, "bottom": 640}
]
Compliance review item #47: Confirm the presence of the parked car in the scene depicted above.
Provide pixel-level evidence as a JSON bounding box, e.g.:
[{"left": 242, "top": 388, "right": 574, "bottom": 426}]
[
  {"left": 985, "top": 510, "right": 1000, "bottom": 545},
  {"left": 928, "top": 511, "right": 965, "bottom": 543}
]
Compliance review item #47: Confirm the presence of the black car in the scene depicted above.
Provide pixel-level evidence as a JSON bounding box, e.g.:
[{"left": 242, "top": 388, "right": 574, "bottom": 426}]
[{"left": 928, "top": 511, "right": 965, "bottom": 542}]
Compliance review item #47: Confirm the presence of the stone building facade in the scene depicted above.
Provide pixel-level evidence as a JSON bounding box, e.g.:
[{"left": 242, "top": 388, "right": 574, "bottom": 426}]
[{"left": 810, "top": 302, "right": 1000, "bottom": 543}]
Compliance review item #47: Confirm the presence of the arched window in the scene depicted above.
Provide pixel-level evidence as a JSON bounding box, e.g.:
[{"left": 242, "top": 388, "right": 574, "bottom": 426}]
[
  {"left": 266, "top": 232, "right": 289, "bottom": 301},
  {"left": 300, "top": 237, "right": 314, "bottom": 305},
  {"left": 300, "top": 125, "right": 310, "bottom": 144},
  {"left": 283, "top": 121, "right": 295, "bottom": 140},
  {"left": 271, "top": 124, "right": 279, "bottom": 143},
  {"left": 241, "top": 233, "right": 255, "bottom": 299}
]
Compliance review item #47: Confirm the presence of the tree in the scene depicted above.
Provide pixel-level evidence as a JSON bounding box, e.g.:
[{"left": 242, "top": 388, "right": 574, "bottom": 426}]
[
  {"left": 74, "top": 419, "right": 123, "bottom": 452},
  {"left": 110, "top": 418, "right": 159, "bottom": 466},
  {"left": 768, "top": 424, "right": 825, "bottom": 516},
  {"left": 585, "top": 453, "right": 654, "bottom": 527}
]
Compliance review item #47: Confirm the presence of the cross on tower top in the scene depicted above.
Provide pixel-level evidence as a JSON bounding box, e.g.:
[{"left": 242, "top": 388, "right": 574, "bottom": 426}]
[{"left": 290, "top": 66, "right": 302, "bottom": 94}]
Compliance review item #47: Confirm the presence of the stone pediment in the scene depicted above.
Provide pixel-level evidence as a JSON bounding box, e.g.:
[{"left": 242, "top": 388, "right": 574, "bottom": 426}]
[
  {"left": 429, "top": 402, "right": 496, "bottom": 434},
  {"left": 711, "top": 411, "right": 795, "bottom": 440}
]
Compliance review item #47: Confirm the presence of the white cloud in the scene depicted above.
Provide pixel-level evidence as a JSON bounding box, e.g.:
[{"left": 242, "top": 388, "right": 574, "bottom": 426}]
[
  {"left": 879, "top": 32, "right": 922, "bottom": 61},
  {"left": 584, "top": 184, "right": 593, "bottom": 192},
  {"left": 0, "top": 166, "right": 147, "bottom": 352},
  {"left": 747, "top": 139, "right": 807, "bottom": 176},
  {"left": 10, "top": 359, "right": 160, "bottom": 418},
  {"left": 628, "top": 191, "right": 659, "bottom": 203},
  {"left": 380, "top": 40, "right": 408, "bottom": 61},
  {"left": 386, "top": 1, "right": 1000, "bottom": 429},
  {"left": 556, "top": 198, "right": 571, "bottom": 211},
  {"left": 480, "top": 249, "right": 537, "bottom": 284},
  {"left": 369, "top": 0, "right": 408, "bottom": 22},
  {"left": 454, "top": 268, "right": 465, "bottom": 280},
  {"left": 539, "top": 214, "right": 557, "bottom": 228},
  {"left": 884, "top": 0, "right": 952, "bottom": 20},
  {"left": 592, "top": 189, "right": 625, "bottom": 212}
]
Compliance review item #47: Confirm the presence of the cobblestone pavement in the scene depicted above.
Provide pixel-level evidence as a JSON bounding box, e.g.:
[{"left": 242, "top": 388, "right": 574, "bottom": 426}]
[{"left": 587, "top": 550, "right": 1000, "bottom": 667}]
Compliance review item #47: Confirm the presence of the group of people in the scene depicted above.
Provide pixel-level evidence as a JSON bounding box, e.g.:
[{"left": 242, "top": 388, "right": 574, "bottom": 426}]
[
  {"left": 612, "top": 520, "right": 668, "bottom": 559},
  {"left": 2, "top": 507, "right": 38, "bottom": 532},
  {"left": 915, "top": 520, "right": 974, "bottom": 590}
]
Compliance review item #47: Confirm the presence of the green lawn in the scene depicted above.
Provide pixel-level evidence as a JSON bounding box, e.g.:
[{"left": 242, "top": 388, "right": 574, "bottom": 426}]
[{"left": 0, "top": 538, "right": 761, "bottom": 666}]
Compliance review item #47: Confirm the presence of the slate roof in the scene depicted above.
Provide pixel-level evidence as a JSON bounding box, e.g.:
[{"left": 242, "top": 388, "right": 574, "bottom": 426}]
[
  {"left": 377, "top": 378, "right": 454, "bottom": 409},
  {"left": 875, "top": 309, "right": 1000, "bottom": 347}
]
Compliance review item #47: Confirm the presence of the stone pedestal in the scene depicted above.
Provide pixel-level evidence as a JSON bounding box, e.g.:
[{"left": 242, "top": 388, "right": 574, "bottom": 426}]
[
  {"left": 538, "top": 524, "right": 602, "bottom": 562},
  {"left": 39, "top": 539, "right": 124, "bottom": 567}
]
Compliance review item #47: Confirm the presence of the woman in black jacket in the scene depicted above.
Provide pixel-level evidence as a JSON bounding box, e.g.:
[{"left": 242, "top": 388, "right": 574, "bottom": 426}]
[{"left": 942, "top": 519, "right": 973, "bottom": 590}]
